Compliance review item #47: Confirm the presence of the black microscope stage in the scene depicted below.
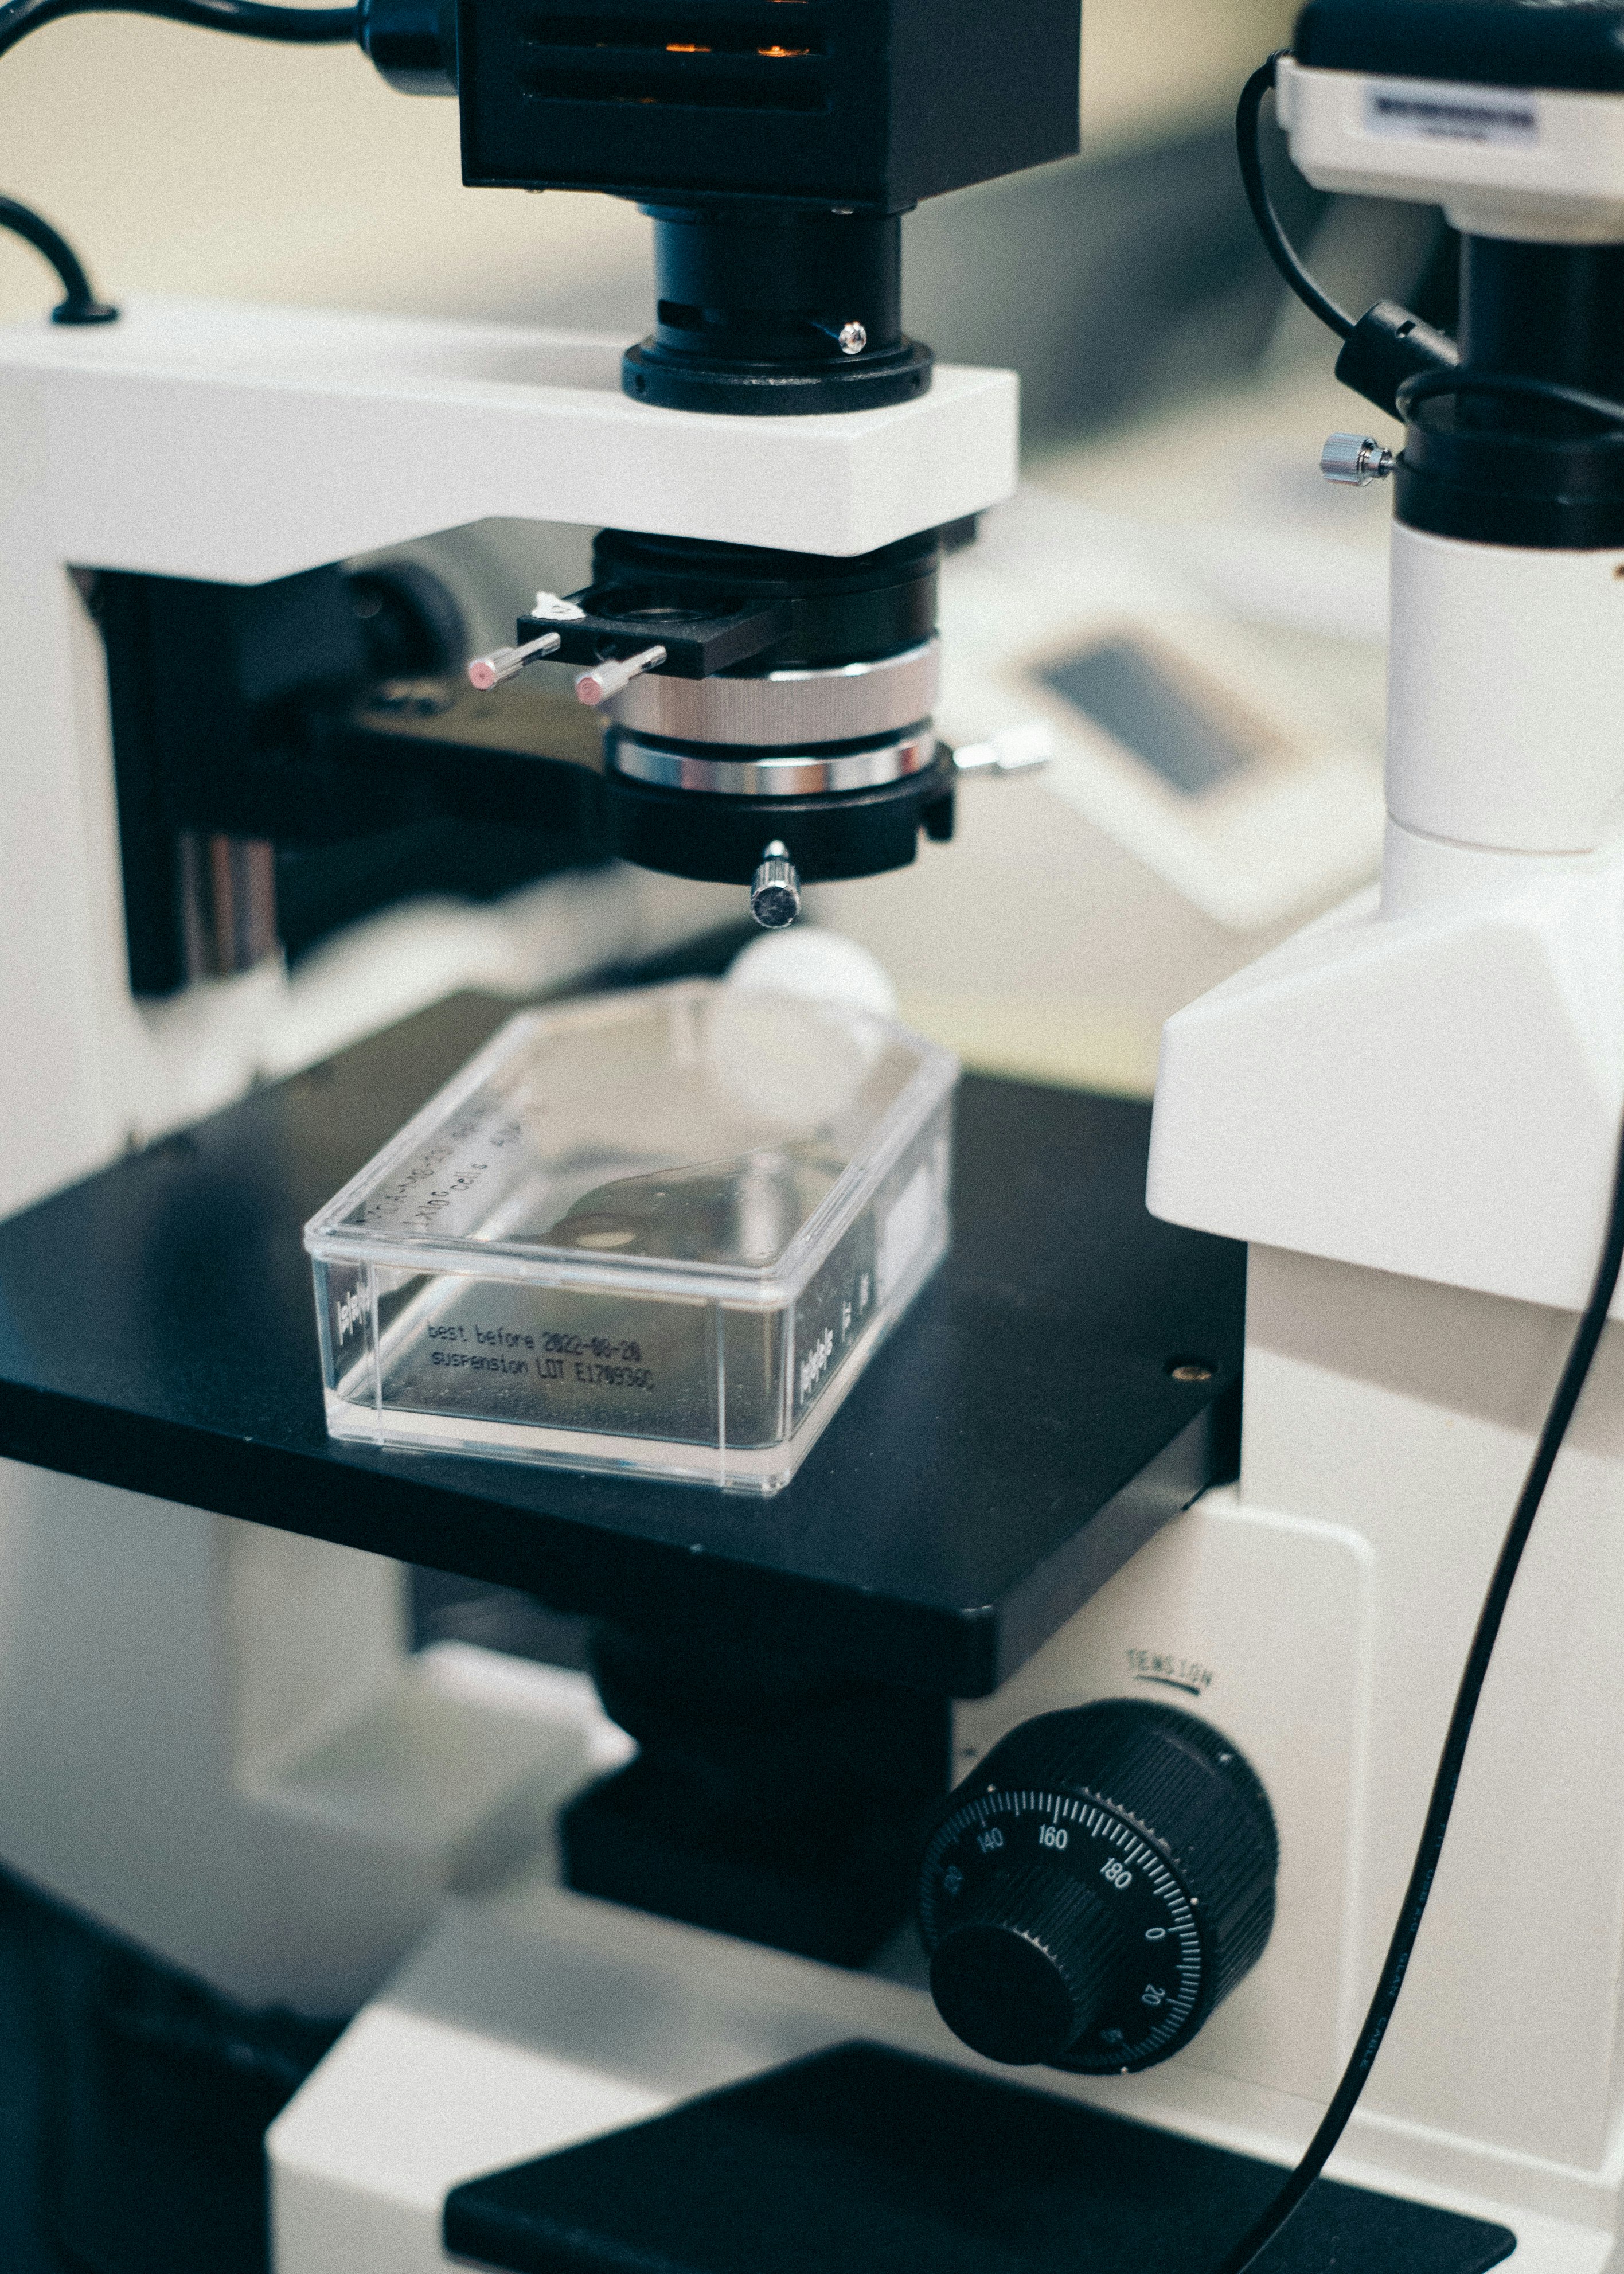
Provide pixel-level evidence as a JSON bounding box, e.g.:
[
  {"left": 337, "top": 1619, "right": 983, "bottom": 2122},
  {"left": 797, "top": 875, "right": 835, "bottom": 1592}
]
[{"left": 0, "top": 986, "right": 1243, "bottom": 1698}]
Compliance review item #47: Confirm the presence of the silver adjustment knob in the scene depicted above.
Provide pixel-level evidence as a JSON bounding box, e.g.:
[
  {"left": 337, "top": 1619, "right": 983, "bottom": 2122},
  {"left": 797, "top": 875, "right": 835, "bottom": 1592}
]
[
  {"left": 750, "top": 841, "right": 801, "bottom": 930},
  {"left": 1321, "top": 433, "right": 1396, "bottom": 487},
  {"left": 466, "top": 629, "right": 561, "bottom": 691},
  {"left": 952, "top": 720, "right": 1053, "bottom": 778},
  {"left": 576, "top": 644, "right": 668, "bottom": 707}
]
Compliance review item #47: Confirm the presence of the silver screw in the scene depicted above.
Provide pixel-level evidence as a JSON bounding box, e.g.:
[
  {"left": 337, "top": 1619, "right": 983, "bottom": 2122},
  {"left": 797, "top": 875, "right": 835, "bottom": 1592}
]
[
  {"left": 838, "top": 321, "right": 868, "bottom": 358},
  {"left": 750, "top": 841, "right": 801, "bottom": 930},
  {"left": 1321, "top": 432, "right": 1396, "bottom": 487}
]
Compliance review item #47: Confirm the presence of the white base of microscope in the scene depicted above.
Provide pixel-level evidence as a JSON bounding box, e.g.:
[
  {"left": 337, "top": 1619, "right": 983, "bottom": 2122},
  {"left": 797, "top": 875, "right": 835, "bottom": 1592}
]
[{"left": 268, "top": 1851, "right": 1609, "bottom": 2274}]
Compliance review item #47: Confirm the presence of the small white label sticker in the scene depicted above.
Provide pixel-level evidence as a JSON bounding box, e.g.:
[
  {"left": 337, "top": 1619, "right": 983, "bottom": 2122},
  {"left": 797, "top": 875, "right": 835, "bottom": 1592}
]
[
  {"left": 878, "top": 1163, "right": 934, "bottom": 1302},
  {"left": 1364, "top": 77, "right": 1539, "bottom": 146}
]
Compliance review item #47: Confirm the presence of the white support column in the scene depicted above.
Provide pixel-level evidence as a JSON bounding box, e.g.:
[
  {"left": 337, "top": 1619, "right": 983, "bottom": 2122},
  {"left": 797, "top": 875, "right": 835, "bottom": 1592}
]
[{"left": 1242, "top": 1247, "right": 1624, "bottom": 2173}]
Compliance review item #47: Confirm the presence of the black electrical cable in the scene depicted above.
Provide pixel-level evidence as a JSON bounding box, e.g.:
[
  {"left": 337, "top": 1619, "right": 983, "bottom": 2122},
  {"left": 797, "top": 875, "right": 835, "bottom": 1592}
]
[
  {"left": 0, "top": 193, "right": 115, "bottom": 320},
  {"left": 0, "top": 0, "right": 357, "bottom": 59},
  {"left": 1397, "top": 365, "right": 1624, "bottom": 436},
  {"left": 1237, "top": 52, "right": 1355, "bottom": 344},
  {"left": 1210, "top": 1105, "right": 1624, "bottom": 2274}
]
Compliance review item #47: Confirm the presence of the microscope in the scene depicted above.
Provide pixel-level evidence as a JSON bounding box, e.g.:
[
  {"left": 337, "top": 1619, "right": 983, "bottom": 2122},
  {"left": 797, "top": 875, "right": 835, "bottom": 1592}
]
[{"left": 1, "top": 0, "right": 1619, "bottom": 2270}]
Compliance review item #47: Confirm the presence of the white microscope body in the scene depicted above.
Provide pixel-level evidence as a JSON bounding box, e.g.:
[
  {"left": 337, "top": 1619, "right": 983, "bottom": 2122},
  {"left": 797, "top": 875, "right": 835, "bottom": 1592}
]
[{"left": 9, "top": 11, "right": 1624, "bottom": 2274}]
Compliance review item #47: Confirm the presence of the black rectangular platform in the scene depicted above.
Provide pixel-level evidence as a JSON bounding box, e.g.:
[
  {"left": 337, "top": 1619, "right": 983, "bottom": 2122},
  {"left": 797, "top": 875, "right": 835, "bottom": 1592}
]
[
  {"left": 0, "top": 992, "right": 1243, "bottom": 1696},
  {"left": 443, "top": 2043, "right": 1517, "bottom": 2274}
]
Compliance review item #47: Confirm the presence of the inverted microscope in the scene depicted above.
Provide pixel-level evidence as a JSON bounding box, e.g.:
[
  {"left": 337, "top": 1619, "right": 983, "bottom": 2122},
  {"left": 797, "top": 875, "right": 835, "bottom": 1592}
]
[{"left": 0, "top": 0, "right": 1618, "bottom": 2271}]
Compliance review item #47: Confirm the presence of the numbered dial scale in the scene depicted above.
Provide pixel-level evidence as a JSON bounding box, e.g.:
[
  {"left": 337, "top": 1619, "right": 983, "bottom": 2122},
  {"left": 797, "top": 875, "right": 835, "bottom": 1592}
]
[{"left": 918, "top": 1701, "right": 1277, "bottom": 2073}]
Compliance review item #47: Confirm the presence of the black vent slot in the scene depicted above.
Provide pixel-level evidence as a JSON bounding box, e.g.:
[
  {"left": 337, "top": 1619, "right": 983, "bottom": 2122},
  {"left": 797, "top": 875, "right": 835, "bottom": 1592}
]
[
  {"left": 521, "top": 63, "right": 825, "bottom": 108},
  {"left": 519, "top": 4, "right": 826, "bottom": 107},
  {"left": 524, "top": 13, "right": 825, "bottom": 54}
]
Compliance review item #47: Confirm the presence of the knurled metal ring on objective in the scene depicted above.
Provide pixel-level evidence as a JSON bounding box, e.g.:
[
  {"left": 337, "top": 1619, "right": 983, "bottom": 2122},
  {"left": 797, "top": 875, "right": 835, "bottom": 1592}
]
[
  {"left": 603, "top": 637, "right": 940, "bottom": 748},
  {"left": 609, "top": 730, "right": 938, "bottom": 798}
]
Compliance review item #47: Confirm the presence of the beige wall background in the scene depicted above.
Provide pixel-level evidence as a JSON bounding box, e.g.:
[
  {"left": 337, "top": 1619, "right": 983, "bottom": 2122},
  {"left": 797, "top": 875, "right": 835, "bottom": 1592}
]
[{"left": 0, "top": 1, "right": 1295, "bottom": 327}]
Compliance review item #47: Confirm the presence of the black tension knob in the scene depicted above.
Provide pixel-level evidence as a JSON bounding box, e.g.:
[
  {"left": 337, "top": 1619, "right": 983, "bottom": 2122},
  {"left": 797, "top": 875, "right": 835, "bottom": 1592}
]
[
  {"left": 918, "top": 1701, "right": 1277, "bottom": 2074},
  {"left": 928, "top": 1862, "right": 1130, "bottom": 2065}
]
